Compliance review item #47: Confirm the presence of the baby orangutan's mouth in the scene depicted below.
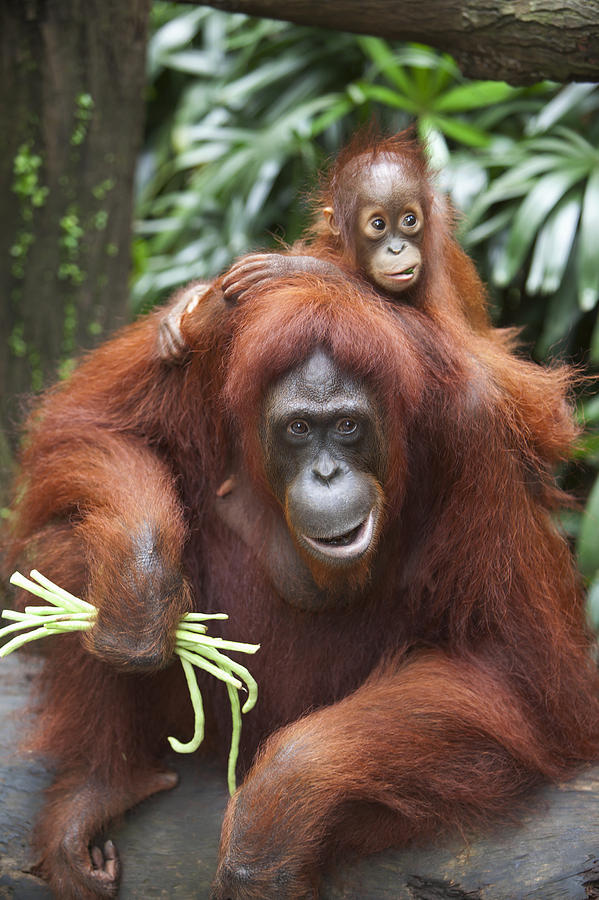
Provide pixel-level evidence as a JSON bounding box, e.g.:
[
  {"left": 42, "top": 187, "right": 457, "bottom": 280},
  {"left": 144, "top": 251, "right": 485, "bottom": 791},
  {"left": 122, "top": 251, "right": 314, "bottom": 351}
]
[
  {"left": 386, "top": 265, "right": 417, "bottom": 281},
  {"left": 302, "top": 512, "right": 375, "bottom": 560}
]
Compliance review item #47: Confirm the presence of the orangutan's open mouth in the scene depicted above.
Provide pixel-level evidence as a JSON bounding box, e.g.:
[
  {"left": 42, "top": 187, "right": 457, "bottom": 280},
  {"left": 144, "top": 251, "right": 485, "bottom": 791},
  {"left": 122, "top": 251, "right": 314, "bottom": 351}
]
[
  {"left": 387, "top": 265, "right": 416, "bottom": 280},
  {"left": 302, "top": 511, "right": 375, "bottom": 560}
]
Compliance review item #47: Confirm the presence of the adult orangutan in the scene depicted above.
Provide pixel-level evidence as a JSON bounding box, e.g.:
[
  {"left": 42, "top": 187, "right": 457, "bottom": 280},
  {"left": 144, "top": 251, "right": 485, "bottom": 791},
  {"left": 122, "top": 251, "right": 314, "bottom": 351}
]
[
  {"left": 157, "top": 131, "right": 489, "bottom": 363},
  {"left": 4, "top": 272, "right": 599, "bottom": 900}
]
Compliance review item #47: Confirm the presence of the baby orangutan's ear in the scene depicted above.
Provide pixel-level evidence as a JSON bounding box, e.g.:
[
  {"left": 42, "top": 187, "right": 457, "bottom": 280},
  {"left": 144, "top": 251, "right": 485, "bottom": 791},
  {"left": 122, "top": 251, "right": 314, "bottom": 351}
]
[{"left": 323, "top": 206, "right": 341, "bottom": 236}]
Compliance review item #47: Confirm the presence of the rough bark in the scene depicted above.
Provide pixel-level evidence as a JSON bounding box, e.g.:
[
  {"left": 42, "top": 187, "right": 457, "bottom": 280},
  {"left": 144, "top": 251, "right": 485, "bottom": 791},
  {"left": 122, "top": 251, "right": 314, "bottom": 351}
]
[
  {"left": 184, "top": 0, "right": 599, "bottom": 85},
  {"left": 0, "top": 0, "right": 151, "bottom": 493}
]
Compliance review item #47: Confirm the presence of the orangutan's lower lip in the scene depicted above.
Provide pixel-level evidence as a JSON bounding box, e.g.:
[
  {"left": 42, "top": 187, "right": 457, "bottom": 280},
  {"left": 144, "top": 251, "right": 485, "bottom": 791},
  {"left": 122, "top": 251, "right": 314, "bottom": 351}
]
[
  {"left": 302, "top": 511, "right": 375, "bottom": 560},
  {"left": 387, "top": 267, "right": 416, "bottom": 280}
]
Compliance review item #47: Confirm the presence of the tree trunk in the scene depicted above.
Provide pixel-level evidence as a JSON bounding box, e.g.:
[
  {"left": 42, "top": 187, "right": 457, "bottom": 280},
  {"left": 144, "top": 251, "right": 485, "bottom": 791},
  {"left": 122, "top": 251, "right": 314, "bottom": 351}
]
[
  {"left": 184, "top": 0, "right": 599, "bottom": 85},
  {"left": 0, "top": 0, "right": 151, "bottom": 494}
]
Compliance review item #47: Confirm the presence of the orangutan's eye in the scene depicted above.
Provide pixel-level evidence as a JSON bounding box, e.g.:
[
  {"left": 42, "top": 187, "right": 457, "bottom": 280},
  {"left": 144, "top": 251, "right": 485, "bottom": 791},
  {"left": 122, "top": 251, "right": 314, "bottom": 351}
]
[
  {"left": 337, "top": 418, "right": 357, "bottom": 435},
  {"left": 371, "top": 217, "right": 386, "bottom": 231},
  {"left": 403, "top": 213, "right": 417, "bottom": 228},
  {"left": 288, "top": 420, "right": 310, "bottom": 436}
]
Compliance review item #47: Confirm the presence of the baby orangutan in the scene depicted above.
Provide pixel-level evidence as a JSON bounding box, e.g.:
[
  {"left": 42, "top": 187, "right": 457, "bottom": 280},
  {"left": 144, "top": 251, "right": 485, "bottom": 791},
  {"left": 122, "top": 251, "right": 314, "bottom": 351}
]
[
  {"left": 223, "top": 138, "right": 426, "bottom": 300},
  {"left": 158, "top": 132, "right": 489, "bottom": 363}
]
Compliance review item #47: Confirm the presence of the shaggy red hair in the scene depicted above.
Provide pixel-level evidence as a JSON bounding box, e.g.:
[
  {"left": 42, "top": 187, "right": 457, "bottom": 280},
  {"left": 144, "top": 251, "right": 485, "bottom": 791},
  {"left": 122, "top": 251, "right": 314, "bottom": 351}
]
[{"left": 4, "top": 272, "right": 598, "bottom": 899}]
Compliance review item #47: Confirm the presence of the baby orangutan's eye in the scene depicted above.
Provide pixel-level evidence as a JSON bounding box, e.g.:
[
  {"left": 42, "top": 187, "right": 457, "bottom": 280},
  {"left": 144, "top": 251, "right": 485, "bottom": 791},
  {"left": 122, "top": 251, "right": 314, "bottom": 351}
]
[
  {"left": 403, "top": 213, "right": 417, "bottom": 228},
  {"left": 371, "top": 217, "right": 386, "bottom": 231}
]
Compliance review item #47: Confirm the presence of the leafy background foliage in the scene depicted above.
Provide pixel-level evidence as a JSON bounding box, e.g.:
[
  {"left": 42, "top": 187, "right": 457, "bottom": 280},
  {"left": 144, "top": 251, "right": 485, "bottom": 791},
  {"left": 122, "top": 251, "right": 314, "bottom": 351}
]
[{"left": 135, "top": 4, "right": 599, "bottom": 624}]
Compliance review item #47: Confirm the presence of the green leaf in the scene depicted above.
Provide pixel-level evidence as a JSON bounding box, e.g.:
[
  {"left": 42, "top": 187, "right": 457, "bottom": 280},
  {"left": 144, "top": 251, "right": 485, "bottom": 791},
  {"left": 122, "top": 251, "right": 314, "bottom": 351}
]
[
  {"left": 581, "top": 396, "right": 599, "bottom": 426},
  {"left": 466, "top": 154, "right": 570, "bottom": 226},
  {"left": 557, "top": 509, "right": 582, "bottom": 541},
  {"left": 310, "top": 97, "right": 355, "bottom": 137},
  {"left": 463, "top": 208, "right": 513, "bottom": 246},
  {"left": 408, "top": 45, "right": 439, "bottom": 102},
  {"left": 163, "top": 50, "right": 219, "bottom": 76},
  {"left": 172, "top": 145, "right": 233, "bottom": 171},
  {"left": 474, "top": 97, "right": 551, "bottom": 132},
  {"left": 444, "top": 155, "right": 487, "bottom": 214},
  {"left": 357, "top": 36, "right": 414, "bottom": 96},
  {"left": 577, "top": 166, "right": 599, "bottom": 311},
  {"left": 554, "top": 125, "right": 599, "bottom": 157},
  {"left": 587, "top": 578, "right": 599, "bottom": 632},
  {"left": 351, "top": 82, "right": 419, "bottom": 114},
  {"left": 535, "top": 261, "right": 581, "bottom": 358},
  {"left": 577, "top": 474, "right": 599, "bottom": 578},
  {"left": 590, "top": 315, "right": 599, "bottom": 365},
  {"left": 526, "top": 83, "right": 598, "bottom": 135},
  {"left": 430, "top": 114, "right": 491, "bottom": 148},
  {"left": 419, "top": 120, "right": 449, "bottom": 168},
  {"left": 429, "top": 53, "right": 456, "bottom": 96},
  {"left": 394, "top": 45, "right": 459, "bottom": 77},
  {"left": 218, "top": 56, "right": 308, "bottom": 108},
  {"left": 526, "top": 195, "right": 580, "bottom": 295},
  {"left": 434, "top": 81, "right": 516, "bottom": 113},
  {"left": 245, "top": 157, "right": 283, "bottom": 220},
  {"left": 527, "top": 133, "right": 592, "bottom": 162},
  {"left": 495, "top": 167, "right": 587, "bottom": 285},
  {"left": 148, "top": 7, "right": 208, "bottom": 77},
  {"left": 268, "top": 94, "right": 352, "bottom": 141},
  {"left": 572, "top": 432, "right": 599, "bottom": 463}
]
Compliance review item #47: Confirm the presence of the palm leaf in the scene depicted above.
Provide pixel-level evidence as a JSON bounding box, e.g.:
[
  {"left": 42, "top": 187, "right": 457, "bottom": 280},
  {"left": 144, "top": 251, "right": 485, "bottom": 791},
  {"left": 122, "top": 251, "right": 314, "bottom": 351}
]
[
  {"left": 526, "top": 194, "right": 581, "bottom": 295},
  {"left": 577, "top": 166, "right": 599, "bottom": 310},
  {"left": 494, "top": 167, "right": 587, "bottom": 285},
  {"left": 434, "top": 81, "right": 516, "bottom": 113},
  {"left": 578, "top": 474, "right": 599, "bottom": 578}
]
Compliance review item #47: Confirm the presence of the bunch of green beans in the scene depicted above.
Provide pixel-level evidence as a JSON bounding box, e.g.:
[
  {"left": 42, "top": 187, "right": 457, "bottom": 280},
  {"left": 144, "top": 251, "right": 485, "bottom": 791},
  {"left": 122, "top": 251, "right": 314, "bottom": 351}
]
[{"left": 1, "top": 570, "right": 259, "bottom": 796}]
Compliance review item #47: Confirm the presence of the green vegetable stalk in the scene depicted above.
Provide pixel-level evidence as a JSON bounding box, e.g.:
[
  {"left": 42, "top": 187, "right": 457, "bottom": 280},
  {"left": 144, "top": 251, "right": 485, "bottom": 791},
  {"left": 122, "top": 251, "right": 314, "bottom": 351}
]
[{"left": 1, "top": 570, "right": 259, "bottom": 795}]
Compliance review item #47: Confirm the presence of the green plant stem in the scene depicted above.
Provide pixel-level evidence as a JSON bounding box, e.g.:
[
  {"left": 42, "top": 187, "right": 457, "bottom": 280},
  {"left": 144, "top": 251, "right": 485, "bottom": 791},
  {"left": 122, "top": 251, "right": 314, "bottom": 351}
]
[
  {"left": 168, "top": 656, "right": 205, "bottom": 753},
  {"left": 183, "top": 612, "right": 229, "bottom": 622},
  {"left": 30, "top": 569, "right": 94, "bottom": 611},
  {"left": 195, "top": 643, "right": 258, "bottom": 713},
  {"left": 43, "top": 620, "right": 92, "bottom": 632},
  {"left": 10, "top": 571, "right": 82, "bottom": 611},
  {"left": 176, "top": 646, "right": 243, "bottom": 690},
  {"left": 0, "top": 626, "right": 54, "bottom": 657},
  {"left": 3, "top": 569, "right": 260, "bottom": 795},
  {"left": 225, "top": 680, "right": 242, "bottom": 796},
  {"left": 177, "top": 622, "right": 208, "bottom": 634},
  {"left": 175, "top": 627, "right": 258, "bottom": 655}
]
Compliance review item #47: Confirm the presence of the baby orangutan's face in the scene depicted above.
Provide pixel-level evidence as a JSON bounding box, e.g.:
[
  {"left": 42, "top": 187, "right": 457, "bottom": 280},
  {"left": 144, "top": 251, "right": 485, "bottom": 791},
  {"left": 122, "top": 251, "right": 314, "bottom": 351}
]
[{"left": 325, "top": 156, "right": 425, "bottom": 297}]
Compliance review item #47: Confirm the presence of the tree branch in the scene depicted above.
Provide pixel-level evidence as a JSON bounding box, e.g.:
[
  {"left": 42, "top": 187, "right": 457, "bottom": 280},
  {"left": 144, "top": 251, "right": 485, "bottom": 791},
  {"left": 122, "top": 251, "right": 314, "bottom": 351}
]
[{"left": 181, "top": 0, "right": 599, "bottom": 84}]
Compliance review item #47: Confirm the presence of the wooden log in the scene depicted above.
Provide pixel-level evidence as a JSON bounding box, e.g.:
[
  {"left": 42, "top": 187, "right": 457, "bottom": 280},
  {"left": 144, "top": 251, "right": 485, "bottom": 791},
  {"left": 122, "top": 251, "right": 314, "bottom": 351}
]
[
  {"left": 1, "top": 653, "right": 599, "bottom": 899},
  {"left": 180, "top": 0, "right": 599, "bottom": 85}
]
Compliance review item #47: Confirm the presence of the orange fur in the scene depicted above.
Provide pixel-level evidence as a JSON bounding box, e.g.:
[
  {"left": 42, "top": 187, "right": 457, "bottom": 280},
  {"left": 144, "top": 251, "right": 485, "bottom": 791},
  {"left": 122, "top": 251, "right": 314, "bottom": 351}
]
[{"left": 3, "top": 270, "right": 598, "bottom": 899}]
